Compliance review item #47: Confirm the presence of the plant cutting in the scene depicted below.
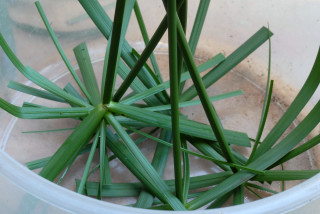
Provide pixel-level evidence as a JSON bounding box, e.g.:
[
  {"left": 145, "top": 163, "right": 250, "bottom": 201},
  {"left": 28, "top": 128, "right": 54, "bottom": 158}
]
[{"left": 0, "top": 0, "right": 319, "bottom": 211}]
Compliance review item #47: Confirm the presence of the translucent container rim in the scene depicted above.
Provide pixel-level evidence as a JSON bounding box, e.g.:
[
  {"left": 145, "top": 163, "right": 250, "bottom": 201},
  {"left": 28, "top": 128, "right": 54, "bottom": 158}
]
[{"left": 1, "top": 150, "right": 320, "bottom": 214}]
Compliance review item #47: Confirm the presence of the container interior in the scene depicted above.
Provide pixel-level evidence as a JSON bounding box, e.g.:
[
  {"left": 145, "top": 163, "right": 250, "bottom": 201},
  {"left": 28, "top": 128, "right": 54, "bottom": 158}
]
[{"left": 0, "top": 0, "right": 319, "bottom": 213}]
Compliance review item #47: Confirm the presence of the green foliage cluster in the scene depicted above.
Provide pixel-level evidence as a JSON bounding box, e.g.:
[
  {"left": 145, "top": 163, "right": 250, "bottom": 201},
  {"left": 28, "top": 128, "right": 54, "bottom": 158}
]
[{"left": 0, "top": 0, "right": 319, "bottom": 210}]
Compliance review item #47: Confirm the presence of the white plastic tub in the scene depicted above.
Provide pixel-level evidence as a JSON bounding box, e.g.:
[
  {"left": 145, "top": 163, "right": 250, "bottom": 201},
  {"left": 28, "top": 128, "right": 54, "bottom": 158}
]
[{"left": 0, "top": 0, "right": 319, "bottom": 213}]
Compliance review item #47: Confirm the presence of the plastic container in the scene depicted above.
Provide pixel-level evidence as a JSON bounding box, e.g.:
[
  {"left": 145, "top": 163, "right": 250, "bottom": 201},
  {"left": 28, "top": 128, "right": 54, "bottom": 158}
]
[{"left": 0, "top": 0, "right": 319, "bottom": 213}]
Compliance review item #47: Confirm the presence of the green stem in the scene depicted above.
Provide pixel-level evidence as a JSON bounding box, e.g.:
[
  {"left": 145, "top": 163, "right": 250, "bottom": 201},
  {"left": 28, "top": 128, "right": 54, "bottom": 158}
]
[
  {"left": 113, "top": 0, "right": 184, "bottom": 102},
  {"left": 98, "top": 120, "right": 111, "bottom": 199},
  {"left": 102, "top": 0, "right": 128, "bottom": 103},
  {"left": 179, "top": 0, "right": 210, "bottom": 94},
  {"left": 177, "top": 0, "right": 188, "bottom": 85},
  {"left": 35, "top": 1, "right": 93, "bottom": 104},
  {"left": 77, "top": 132, "right": 100, "bottom": 194},
  {"left": 78, "top": 0, "right": 166, "bottom": 103},
  {"left": 133, "top": 1, "right": 162, "bottom": 82},
  {"left": 113, "top": 0, "right": 188, "bottom": 102},
  {"left": 112, "top": 15, "right": 166, "bottom": 102},
  {"left": 248, "top": 27, "right": 273, "bottom": 162},
  {"left": 181, "top": 136, "right": 190, "bottom": 203},
  {"left": 167, "top": 0, "right": 183, "bottom": 202},
  {"left": 232, "top": 185, "right": 244, "bottom": 205},
  {"left": 172, "top": 9, "right": 237, "bottom": 166}
]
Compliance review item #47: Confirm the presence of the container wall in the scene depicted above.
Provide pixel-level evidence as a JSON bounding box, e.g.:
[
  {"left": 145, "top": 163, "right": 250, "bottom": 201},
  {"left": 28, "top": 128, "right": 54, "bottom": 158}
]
[{"left": 0, "top": 0, "right": 319, "bottom": 213}]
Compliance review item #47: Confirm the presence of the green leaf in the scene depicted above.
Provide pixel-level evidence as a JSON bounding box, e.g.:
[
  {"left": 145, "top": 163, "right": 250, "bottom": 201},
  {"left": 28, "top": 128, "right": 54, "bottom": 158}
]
[
  {"left": 102, "top": 0, "right": 133, "bottom": 103},
  {"left": 133, "top": 1, "right": 162, "bottom": 82},
  {"left": 22, "top": 127, "right": 75, "bottom": 134},
  {"left": 124, "top": 125, "right": 264, "bottom": 174},
  {"left": 179, "top": 0, "right": 210, "bottom": 92},
  {"left": 0, "top": 33, "right": 89, "bottom": 107},
  {"left": 248, "top": 80, "right": 273, "bottom": 162},
  {"left": 167, "top": 0, "right": 183, "bottom": 201},
  {"left": 77, "top": 171, "right": 233, "bottom": 197},
  {"left": 39, "top": 104, "right": 106, "bottom": 181},
  {"left": 22, "top": 102, "right": 48, "bottom": 108},
  {"left": 26, "top": 144, "right": 93, "bottom": 171},
  {"left": 145, "top": 90, "right": 243, "bottom": 111},
  {"left": 104, "top": 113, "right": 186, "bottom": 210},
  {"left": 245, "top": 183, "right": 278, "bottom": 194},
  {"left": 57, "top": 166, "right": 70, "bottom": 185},
  {"left": 252, "top": 170, "right": 320, "bottom": 181},
  {"left": 252, "top": 48, "right": 320, "bottom": 160},
  {"left": 26, "top": 128, "right": 156, "bottom": 171},
  {"left": 79, "top": 0, "right": 166, "bottom": 105},
  {"left": 115, "top": 116, "right": 151, "bottom": 127},
  {"left": 67, "top": 1, "right": 116, "bottom": 25},
  {"left": 98, "top": 120, "right": 112, "bottom": 199},
  {"left": 248, "top": 27, "right": 273, "bottom": 163},
  {"left": 245, "top": 185, "right": 263, "bottom": 199},
  {"left": 181, "top": 136, "right": 190, "bottom": 203},
  {"left": 8, "top": 81, "right": 66, "bottom": 103},
  {"left": 188, "top": 137, "right": 231, "bottom": 171},
  {"left": 78, "top": 0, "right": 139, "bottom": 72},
  {"left": 135, "top": 129, "right": 171, "bottom": 208},
  {"left": 78, "top": 0, "right": 176, "bottom": 105},
  {"left": 209, "top": 142, "right": 248, "bottom": 166},
  {"left": 120, "top": 53, "right": 225, "bottom": 105},
  {"left": 185, "top": 99, "right": 320, "bottom": 210},
  {"left": 24, "top": 129, "right": 152, "bottom": 170},
  {"left": 176, "top": 0, "right": 188, "bottom": 86},
  {"left": 188, "top": 0, "right": 210, "bottom": 55},
  {"left": 117, "top": 59, "right": 163, "bottom": 106},
  {"left": 35, "top": 1, "right": 93, "bottom": 104},
  {"left": 87, "top": 127, "right": 160, "bottom": 178},
  {"left": 206, "top": 191, "right": 232, "bottom": 209},
  {"left": 129, "top": 48, "right": 170, "bottom": 104},
  {"left": 101, "top": 32, "right": 113, "bottom": 100},
  {"left": 112, "top": 14, "right": 168, "bottom": 102},
  {"left": 271, "top": 134, "right": 320, "bottom": 167},
  {"left": 77, "top": 181, "right": 142, "bottom": 197},
  {"left": 180, "top": 26, "right": 273, "bottom": 101},
  {"left": 26, "top": 157, "right": 51, "bottom": 170},
  {"left": 108, "top": 102, "right": 251, "bottom": 147},
  {"left": 0, "top": 98, "right": 93, "bottom": 119},
  {"left": 161, "top": 5, "right": 237, "bottom": 166},
  {"left": 73, "top": 42, "right": 101, "bottom": 106},
  {"left": 77, "top": 132, "right": 100, "bottom": 194},
  {"left": 102, "top": 126, "right": 185, "bottom": 210},
  {"left": 63, "top": 83, "right": 88, "bottom": 106},
  {"left": 116, "top": 1, "right": 186, "bottom": 103},
  {"left": 232, "top": 185, "right": 244, "bottom": 205},
  {"left": 152, "top": 190, "right": 206, "bottom": 206}
]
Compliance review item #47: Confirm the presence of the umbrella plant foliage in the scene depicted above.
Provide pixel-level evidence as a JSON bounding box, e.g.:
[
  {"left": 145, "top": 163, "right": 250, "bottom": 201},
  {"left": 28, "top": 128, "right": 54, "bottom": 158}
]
[{"left": 0, "top": 0, "right": 319, "bottom": 211}]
